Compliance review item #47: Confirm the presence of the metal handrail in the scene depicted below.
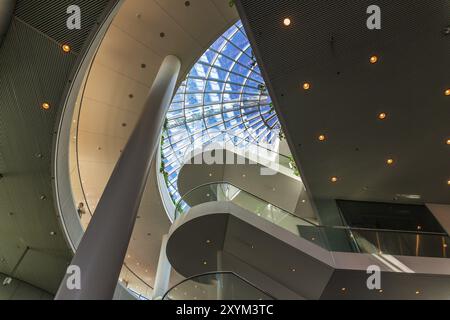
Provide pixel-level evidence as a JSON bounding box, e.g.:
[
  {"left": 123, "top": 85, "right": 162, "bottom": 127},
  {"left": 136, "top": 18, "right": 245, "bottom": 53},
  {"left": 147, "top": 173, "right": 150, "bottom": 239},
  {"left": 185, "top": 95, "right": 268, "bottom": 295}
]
[
  {"left": 178, "top": 130, "right": 292, "bottom": 168},
  {"left": 176, "top": 181, "right": 448, "bottom": 238},
  {"left": 175, "top": 181, "right": 318, "bottom": 227},
  {"left": 162, "top": 271, "right": 276, "bottom": 301}
]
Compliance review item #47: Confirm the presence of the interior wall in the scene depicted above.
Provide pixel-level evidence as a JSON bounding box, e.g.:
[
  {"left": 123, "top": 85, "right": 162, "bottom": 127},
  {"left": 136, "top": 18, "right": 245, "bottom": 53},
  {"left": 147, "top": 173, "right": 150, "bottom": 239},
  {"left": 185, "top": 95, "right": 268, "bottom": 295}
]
[{"left": 0, "top": 273, "right": 52, "bottom": 300}]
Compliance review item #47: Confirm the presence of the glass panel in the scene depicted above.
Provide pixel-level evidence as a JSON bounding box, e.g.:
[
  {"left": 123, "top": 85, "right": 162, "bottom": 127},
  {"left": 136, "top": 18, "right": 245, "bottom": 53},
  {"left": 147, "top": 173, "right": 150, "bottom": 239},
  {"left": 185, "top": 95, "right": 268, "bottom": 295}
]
[
  {"left": 175, "top": 182, "right": 450, "bottom": 258},
  {"left": 160, "top": 21, "right": 281, "bottom": 208},
  {"left": 163, "top": 272, "right": 274, "bottom": 301}
]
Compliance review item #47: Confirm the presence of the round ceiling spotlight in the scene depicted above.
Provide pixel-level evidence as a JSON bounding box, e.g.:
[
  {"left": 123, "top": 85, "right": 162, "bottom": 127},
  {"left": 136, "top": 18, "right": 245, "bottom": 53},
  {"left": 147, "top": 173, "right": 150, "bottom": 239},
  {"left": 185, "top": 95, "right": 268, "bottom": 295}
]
[
  {"left": 331, "top": 177, "right": 338, "bottom": 183},
  {"left": 369, "top": 55, "right": 379, "bottom": 64},
  {"left": 445, "top": 89, "right": 450, "bottom": 96},
  {"left": 283, "top": 18, "right": 292, "bottom": 26},
  {"left": 41, "top": 102, "right": 50, "bottom": 110},
  {"left": 302, "top": 82, "right": 311, "bottom": 90},
  {"left": 378, "top": 112, "right": 387, "bottom": 120},
  {"left": 446, "top": 139, "right": 450, "bottom": 145},
  {"left": 62, "top": 44, "right": 71, "bottom": 53},
  {"left": 386, "top": 158, "right": 395, "bottom": 165},
  {"left": 318, "top": 134, "right": 326, "bottom": 142}
]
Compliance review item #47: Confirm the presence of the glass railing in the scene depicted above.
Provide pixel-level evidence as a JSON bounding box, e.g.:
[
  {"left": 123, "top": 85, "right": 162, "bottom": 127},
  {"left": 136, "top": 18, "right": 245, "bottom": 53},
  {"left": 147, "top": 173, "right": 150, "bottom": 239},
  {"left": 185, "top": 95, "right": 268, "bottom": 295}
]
[
  {"left": 163, "top": 272, "right": 275, "bottom": 300},
  {"left": 179, "top": 130, "right": 298, "bottom": 176},
  {"left": 175, "top": 182, "right": 450, "bottom": 259}
]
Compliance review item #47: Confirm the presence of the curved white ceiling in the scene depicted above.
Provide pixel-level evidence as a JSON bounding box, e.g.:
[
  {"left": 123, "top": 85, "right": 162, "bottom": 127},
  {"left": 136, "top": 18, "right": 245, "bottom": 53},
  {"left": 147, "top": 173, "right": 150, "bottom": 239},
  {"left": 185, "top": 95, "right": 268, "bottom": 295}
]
[{"left": 76, "top": 0, "right": 238, "bottom": 296}]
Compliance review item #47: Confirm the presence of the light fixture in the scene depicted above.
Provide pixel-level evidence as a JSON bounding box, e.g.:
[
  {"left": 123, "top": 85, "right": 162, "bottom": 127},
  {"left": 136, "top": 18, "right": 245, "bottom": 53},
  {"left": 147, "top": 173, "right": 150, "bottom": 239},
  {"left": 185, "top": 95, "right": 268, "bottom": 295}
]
[
  {"left": 62, "top": 44, "right": 71, "bottom": 53},
  {"left": 369, "top": 55, "right": 378, "bottom": 64},
  {"left": 291, "top": 268, "right": 296, "bottom": 272},
  {"left": 386, "top": 158, "right": 394, "bottom": 165},
  {"left": 206, "top": 240, "right": 211, "bottom": 244},
  {"left": 318, "top": 134, "right": 326, "bottom": 142},
  {"left": 447, "top": 180, "right": 450, "bottom": 186},
  {"left": 41, "top": 102, "right": 50, "bottom": 110},
  {"left": 415, "top": 290, "right": 421, "bottom": 295},
  {"left": 302, "top": 82, "right": 311, "bottom": 90},
  {"left": 446, "top": 139, "right": 450, "bottom": 145},
  {"left": 445, "top": 89, "right": 450, "bottom": 96},
  {"left": 203, "top": 261, "right": 207, "bottom": 265},
  {"left": 379, "top": 289, "right": 383, "bottom": 293},
  {"left": 283, "top": 18, "right": 291, "bottom": 26},
  {"left": 331, "top": 177, "right": 338, "bottom": 183},
  {"left": 378, "top": 112, "right": 387, "bottom": 120},
  {"left": 341, "top": 288, "right": 347, "bottom": 293},
  {"left": 417, "top": 226, "right": 422, "bottom": 231}
]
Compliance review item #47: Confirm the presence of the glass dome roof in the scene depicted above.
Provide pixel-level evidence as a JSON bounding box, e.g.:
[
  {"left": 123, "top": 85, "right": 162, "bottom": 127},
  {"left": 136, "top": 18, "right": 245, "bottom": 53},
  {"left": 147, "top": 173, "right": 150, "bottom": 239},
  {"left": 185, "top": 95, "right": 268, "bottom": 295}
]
[{"left": 160, "top": 21, "right": 281, "bottom": 204}]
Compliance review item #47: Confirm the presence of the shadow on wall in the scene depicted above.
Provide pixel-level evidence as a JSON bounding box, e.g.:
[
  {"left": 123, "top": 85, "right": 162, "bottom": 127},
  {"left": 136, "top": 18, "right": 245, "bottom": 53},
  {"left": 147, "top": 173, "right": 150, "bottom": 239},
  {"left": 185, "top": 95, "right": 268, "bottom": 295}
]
[{"left": 0, "top": 273, "right": 53, "bottom": 300}]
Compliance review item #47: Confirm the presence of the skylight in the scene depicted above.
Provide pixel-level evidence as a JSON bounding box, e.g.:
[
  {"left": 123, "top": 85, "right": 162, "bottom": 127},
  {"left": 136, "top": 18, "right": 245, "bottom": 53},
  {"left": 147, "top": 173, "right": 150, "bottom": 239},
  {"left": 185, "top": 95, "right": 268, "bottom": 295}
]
[{"left": 160, "top": 21, "right": 281, "bottom": 205}]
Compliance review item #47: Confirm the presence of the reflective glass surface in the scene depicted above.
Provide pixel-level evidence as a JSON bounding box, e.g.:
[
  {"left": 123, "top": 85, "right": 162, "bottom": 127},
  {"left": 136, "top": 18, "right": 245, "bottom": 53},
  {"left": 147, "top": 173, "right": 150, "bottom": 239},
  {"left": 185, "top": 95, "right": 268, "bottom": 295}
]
[
  {"left": 176, "top": 182, "right": 450, "bottom": 258},
  {"left": 163, "top": 272, "right": 274, "bottom": 301}
]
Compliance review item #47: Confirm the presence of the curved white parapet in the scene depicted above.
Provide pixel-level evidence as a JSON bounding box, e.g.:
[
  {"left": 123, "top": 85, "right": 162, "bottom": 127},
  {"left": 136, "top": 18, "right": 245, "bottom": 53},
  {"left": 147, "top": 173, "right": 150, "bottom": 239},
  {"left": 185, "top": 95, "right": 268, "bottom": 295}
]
[
  {"left": 51, "top": 0, "right": 148, "bottom": 300},
  {"left": 166, "top": 200, "right": 450, "bottom": 300},
  {"left": 0, "top": 0, "right": 15, "bottom": 45}
]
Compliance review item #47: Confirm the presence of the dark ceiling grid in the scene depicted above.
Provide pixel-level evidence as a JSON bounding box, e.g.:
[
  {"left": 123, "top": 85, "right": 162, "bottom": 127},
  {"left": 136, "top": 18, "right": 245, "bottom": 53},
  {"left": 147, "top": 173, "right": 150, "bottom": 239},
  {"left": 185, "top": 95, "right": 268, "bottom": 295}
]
[
  {"left": 237, "top": 0, "right": 450, "bottom": 207},
  {"left": 0, "top": 0, "right": 115, "bottom": 294},
  {"left": 14, "top": 0, "right": 111, "bottom": 53}
]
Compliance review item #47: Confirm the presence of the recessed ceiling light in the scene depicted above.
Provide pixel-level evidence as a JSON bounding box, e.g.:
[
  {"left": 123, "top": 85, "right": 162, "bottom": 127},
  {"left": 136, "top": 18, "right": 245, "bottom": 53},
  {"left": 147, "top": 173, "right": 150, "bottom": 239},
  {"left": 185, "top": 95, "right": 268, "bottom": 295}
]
[
  {"left": 447, "top": 180, "right": 450, "bottom": 186},
  {"left": 341, "top": 288, "right": 347, "bottom": 293},
  {"left": 62, "top": 44, "right": 71, "bottom": 53},
  {"left": 203, "top": 261, "right": 207, "bottom": 265},
  {"left": 41, "top": 102, "right": 50, "bottom": 110},
  {"left": 331, "top": 177, "right": 338, "bottom": 183},
  {"left": 446, "top": 139, "right": 450, "bottom": 145},
  {"left": 386, "top": 158, "right": 394, "bottom": 165},
  {"left": 283, "top": 18, "right": 291, "bottom": 26},
  {"left": 415, "top": 290, "right": 421, "bottom": 295},
  {"left": 318, "top": 134, "right": 326, "bottom": 141},
  {"left": 379, "top": 289, "right": 383, "bottom": 293},
  {"left": 445, "top": 89, "right": 450, "bottom": 96},
  {"left": 378, "top": 112, "right": 387, "bottom": 120},
  {"left": 444, "top": 244, "right": 448, "bottom": 248},
  {"left": 302, "top": 82, "right": 311, "bottom": 90},
  {"left": 370, "top": 55, "right": 378, "bottom": 64}
]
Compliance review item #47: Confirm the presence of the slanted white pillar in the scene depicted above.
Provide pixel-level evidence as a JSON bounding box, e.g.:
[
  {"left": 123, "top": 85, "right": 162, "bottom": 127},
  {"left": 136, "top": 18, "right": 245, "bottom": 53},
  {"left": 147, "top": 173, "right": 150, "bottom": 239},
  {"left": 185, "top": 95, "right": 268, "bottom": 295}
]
[
  {"left": 152, "top": 235, "right": 171, "bottom": 300},
  {"left": 56, "top": 55, "right": 181, "bottom": 300}
]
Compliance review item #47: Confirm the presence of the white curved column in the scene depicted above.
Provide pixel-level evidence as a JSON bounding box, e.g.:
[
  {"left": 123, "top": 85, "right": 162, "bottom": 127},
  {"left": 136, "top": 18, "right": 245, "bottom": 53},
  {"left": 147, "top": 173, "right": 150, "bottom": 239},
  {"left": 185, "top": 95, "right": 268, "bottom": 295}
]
[{"left": 55, "top": 55, "right": 181, "bottom": 300}]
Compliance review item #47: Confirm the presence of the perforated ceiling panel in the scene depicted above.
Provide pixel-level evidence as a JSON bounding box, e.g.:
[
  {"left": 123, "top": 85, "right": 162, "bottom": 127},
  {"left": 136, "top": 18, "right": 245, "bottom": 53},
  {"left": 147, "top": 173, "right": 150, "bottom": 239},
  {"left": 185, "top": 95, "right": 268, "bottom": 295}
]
[
  {"left": 0, "top": 0, "right": 116, "bottom": 294},
  {"left": 237, "top": 0, "right": 450, "bottom": 206},
  {"left": 14, "top": 0, "right": 111, "bottom": 53}
]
